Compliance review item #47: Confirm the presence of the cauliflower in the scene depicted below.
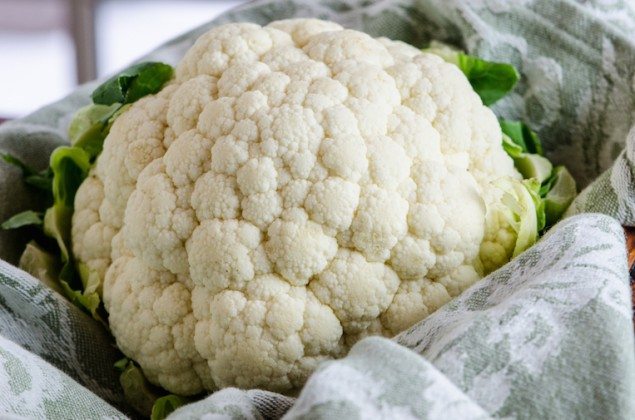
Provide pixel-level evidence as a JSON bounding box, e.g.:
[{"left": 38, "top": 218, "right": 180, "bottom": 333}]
[{"left": 71, "top": 19, "right": 519, "bottom": 395}]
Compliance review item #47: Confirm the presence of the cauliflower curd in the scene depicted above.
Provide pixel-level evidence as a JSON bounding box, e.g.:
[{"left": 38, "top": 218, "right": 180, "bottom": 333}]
[{"left": 71, "top": 19, "right": 518, "bottom": 395}]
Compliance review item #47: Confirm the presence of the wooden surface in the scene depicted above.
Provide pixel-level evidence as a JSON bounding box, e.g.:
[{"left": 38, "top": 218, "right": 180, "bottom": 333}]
[
  {"left": 625, "top": 227, "right": 635, "bottom": 321},
  {"left": 69, "top": 0, "right": 96, "bottom": 83}
]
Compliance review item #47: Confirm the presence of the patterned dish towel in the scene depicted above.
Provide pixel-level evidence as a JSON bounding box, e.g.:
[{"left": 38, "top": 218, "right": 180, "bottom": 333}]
[{"left": 0, "top": 1, "right": 634, "bottom": 419}]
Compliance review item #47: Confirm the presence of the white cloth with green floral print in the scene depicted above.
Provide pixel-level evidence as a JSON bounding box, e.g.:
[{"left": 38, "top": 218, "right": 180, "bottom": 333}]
[{"left": 0, "top": 0, "right": 634, "bottom": 419}]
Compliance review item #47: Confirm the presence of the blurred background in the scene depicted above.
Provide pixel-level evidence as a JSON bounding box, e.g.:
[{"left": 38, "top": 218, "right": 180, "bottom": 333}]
[{"left": 0, "top": 0, "right": 247, "bottom": 121}]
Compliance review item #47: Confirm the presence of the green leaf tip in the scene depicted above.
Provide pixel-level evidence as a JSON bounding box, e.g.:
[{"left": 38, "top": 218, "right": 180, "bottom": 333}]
[
  {"left": 114, "top": 358, "right": 131, "bottom": 373},
  {"left": 513, "top": 153, "right": 553, "bottom": 184},
  {"left": 497, "top": 178, "right": 539, "bottom": 258},
  {"left": 457, "top": 53, "right": 519, "bottom": 106},
  {"left": 423, "top": 42, "right": 519, "bottom": 105},
  {"left": 59, "top": 279, "right": 102, "bottom": 320},
  {"left": 1, "top": 153, "right": 36, "bottom": 175},
  {"left": 522, "top": 178, "right": 547, "bottom": 232},
  {"left": 1, "top": 210, "right": 43, "bottom": 230},
  {"left": 499, "top": 119, "right": 577, "bottom": 230},
  {"left": 18, "top": 241, "right": 63, "bottom": 294},
  {"left": 151, "top": 395, "right": 190, "bottom": 420},
  {"left": 500, "top": 120, "right": 543, "bottom": 155},
  {"left": 1, "top": 153, "right": 53, "bottom": 192},
  {"left": 544, "top": 166, "right": 577, "bottom": 226},
  {"left": 68, "top": 103, "right": 121, "bottom": 159},
  {"left": 91, "top": 62, "right": 173, "bottom": 106},
  {"left": 49, "top": 146, "right": 91, "bottom": 209},
  {"left": 119, "top": 362, "right": 161, "bottom": 417},
  {"left": 115, "top": 359, "right": 191, "bottom": 419}
]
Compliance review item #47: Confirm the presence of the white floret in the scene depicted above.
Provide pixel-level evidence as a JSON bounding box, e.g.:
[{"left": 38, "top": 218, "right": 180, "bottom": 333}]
[{"left": 310, "top": 249, "right": 399, "bottom": 333}]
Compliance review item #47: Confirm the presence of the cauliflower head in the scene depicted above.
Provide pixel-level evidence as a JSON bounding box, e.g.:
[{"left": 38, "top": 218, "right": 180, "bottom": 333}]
[{"left": 72, "top": 19, "right": 518, "bottom": 395}]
